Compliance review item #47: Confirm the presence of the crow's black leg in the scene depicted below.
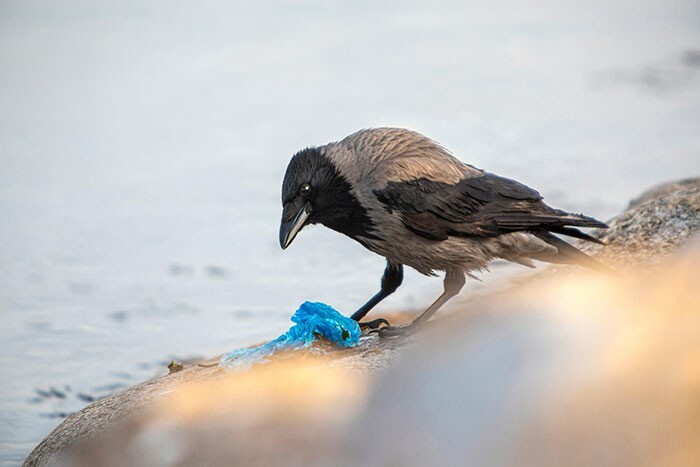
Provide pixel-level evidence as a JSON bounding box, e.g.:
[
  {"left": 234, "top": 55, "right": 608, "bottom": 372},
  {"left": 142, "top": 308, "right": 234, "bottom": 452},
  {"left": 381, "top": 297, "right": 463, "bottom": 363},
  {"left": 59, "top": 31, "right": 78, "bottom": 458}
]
[{"left": 351, "top": 261, "right": 403, "bottom": 328}]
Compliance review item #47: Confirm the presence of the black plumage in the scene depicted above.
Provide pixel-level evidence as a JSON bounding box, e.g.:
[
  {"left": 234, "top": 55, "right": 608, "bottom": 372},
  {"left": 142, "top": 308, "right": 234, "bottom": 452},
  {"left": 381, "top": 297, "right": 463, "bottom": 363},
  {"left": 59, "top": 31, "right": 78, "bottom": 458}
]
[
  {"left": 375, "top": 174, "right": 606, "bottom": 241},
  {"left": 281, "top": 147, "right": 379, "bottom": 245}
]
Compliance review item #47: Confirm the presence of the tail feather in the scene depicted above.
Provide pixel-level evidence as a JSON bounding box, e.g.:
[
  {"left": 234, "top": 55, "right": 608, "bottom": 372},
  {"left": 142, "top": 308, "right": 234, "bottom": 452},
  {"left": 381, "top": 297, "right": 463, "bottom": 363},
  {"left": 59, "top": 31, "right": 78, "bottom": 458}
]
[
  {"left": 533, "top": 231, "right": 616, "bottom": 275},
  {"left": 548, "top": 226, "right": 606, "bottom": 245},
  {"left": 557, "top": 212, "right": 608, "bottom": 229},
  {"left": 493, "top": 210, "right": 608, "bottom": 236}
]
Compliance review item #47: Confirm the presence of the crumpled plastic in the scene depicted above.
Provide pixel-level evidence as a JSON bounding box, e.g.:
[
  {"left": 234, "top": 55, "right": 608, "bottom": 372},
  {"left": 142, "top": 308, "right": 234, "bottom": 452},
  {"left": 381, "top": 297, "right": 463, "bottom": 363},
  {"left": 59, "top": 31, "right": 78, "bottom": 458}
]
[{"left": 219, "top": 301, "right": 361, "bottom": 370}]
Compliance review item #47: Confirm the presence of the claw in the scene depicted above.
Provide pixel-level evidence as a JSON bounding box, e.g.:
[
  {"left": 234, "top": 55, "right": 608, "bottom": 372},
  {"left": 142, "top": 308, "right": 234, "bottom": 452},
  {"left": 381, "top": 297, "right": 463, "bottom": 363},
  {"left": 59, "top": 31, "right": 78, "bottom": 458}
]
[{"left": 359, "top": 318, "right": 391, "bottom": 332}]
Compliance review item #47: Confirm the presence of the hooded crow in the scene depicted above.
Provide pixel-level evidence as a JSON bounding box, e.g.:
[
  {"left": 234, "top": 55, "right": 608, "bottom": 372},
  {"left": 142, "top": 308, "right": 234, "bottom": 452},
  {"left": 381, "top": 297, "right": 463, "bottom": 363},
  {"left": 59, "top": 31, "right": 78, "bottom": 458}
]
[{"left": 280, "top": 128, "right": 609, "bottom": 334}]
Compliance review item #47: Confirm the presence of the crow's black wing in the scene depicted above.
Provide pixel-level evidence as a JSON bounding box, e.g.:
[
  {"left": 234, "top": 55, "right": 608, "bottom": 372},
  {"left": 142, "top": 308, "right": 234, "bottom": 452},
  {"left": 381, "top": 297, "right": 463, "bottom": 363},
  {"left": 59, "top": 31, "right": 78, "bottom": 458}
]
[{"left": 374, "top": 174, "right": 607, "bottom": 242}]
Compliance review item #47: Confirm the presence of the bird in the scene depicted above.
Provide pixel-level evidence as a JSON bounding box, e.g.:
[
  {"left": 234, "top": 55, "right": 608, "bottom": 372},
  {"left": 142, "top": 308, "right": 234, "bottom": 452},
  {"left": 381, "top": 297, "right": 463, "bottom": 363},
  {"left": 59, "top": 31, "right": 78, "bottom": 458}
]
[{"left": 279, "top": 128, "right": 609, "bottom": 335}]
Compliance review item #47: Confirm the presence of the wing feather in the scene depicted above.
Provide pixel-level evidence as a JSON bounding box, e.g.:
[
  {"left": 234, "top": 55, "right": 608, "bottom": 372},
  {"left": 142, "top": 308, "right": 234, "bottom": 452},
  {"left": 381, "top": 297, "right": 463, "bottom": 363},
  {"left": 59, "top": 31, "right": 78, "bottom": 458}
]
[{"left": 374, "top": 174, "right": 607, "bottom": 242}]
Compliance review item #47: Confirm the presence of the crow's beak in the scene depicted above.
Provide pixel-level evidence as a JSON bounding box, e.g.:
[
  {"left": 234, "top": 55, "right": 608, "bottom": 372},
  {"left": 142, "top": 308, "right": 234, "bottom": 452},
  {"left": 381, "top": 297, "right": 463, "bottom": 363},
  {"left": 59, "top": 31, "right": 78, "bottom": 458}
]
[{"left": 279, "top": 202, "right": 312, "bottom": 249}]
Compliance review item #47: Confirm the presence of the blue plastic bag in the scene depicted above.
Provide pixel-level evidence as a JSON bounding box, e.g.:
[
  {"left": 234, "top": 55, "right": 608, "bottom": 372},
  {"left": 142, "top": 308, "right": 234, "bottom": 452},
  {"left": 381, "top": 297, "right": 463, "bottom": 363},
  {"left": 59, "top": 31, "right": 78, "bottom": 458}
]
[{"left": 219, "top": 301, "right": 361, "bottom": 370}]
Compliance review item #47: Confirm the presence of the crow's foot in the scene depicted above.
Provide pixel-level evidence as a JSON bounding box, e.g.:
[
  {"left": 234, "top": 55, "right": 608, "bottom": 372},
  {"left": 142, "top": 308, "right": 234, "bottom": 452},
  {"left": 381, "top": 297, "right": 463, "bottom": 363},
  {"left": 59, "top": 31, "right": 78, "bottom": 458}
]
[{"left": 359, "top": 318, "right": 391, "bottom": 332}]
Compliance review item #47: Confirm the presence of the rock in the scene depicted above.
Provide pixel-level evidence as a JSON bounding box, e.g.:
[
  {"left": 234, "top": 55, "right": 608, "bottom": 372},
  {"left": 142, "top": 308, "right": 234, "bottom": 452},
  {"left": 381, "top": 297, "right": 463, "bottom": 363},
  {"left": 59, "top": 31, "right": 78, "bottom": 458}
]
[
  {"left": 23, "top": 328, "right": 416, "bottom": 467},
  {"left": 628, "top": 177, "right": 699, "bottom": 208},
  {"left": 23, "top": 179, "right": 700, "bottom": 466},
  {"left": 589, "top": 177, "right": 699, "bottom": 266},
  {"left": 63, "top": 359, "right": 370, "bottom": 467},
  {"left": 347, "top": 238, "right": 700, "bottom": 467}
]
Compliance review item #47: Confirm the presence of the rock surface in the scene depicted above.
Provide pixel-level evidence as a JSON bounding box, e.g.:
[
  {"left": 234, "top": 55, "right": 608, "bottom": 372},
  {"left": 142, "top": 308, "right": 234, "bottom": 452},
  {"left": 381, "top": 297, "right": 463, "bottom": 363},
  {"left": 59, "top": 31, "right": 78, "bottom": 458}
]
[
  {"left": 23, "top": 179, "right": 700, "bottom": 467},
  {"left": 589, "top": 177, "right": 699, "bottom": 266},
  {"left": 348, "top": 238, "right": 700, "bottom": 467}
]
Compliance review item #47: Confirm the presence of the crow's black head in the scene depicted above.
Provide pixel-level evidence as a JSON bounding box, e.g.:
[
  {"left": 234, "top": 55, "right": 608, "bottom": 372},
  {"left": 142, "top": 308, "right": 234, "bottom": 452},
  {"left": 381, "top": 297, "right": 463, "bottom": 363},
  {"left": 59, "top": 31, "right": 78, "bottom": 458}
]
[{"left": 279, "top": 147, "right": 377, "bottom": 249}]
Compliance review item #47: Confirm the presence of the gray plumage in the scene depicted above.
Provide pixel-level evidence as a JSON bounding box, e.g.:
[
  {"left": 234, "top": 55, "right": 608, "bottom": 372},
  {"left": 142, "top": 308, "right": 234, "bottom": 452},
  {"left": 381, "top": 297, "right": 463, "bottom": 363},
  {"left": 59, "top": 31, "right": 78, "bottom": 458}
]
[{"left": 280, "top": 128, "right": 609, "bottom": 330}]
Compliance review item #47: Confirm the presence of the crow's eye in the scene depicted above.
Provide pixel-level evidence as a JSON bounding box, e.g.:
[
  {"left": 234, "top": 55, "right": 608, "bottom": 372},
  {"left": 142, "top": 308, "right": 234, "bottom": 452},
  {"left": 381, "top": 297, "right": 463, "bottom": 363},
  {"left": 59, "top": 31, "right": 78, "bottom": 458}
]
[{"left": 299, "top": 183, "right": 312, "bottom": 197}]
